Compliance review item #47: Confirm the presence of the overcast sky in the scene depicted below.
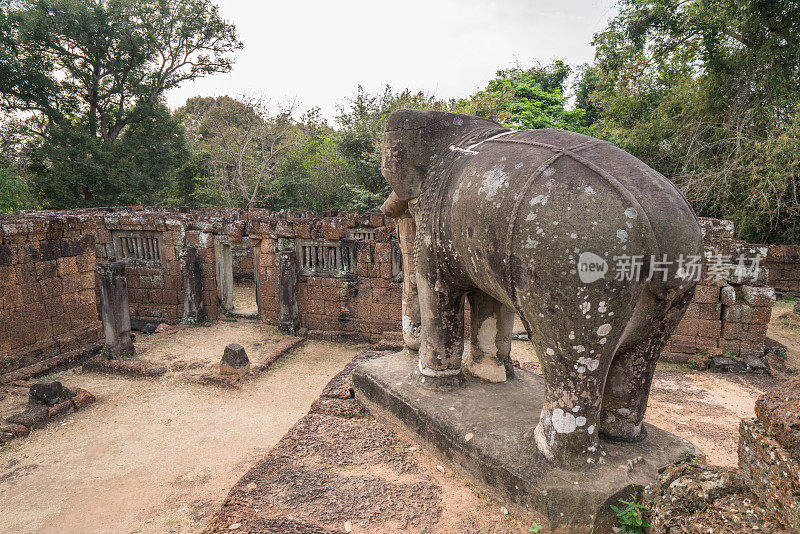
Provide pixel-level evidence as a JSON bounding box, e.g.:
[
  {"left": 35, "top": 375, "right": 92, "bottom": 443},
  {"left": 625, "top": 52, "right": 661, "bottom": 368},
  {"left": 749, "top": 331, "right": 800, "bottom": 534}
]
[{"left": 166, "top": 0, "right": 618, "bottom": 121}]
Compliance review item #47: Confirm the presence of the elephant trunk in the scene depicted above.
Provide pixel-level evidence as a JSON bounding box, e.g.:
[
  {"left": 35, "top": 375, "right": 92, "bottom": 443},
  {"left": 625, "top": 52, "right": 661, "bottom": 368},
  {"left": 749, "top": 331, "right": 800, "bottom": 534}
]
[{"left": 381, "top": 191, "right": 410, "bottom": 219}]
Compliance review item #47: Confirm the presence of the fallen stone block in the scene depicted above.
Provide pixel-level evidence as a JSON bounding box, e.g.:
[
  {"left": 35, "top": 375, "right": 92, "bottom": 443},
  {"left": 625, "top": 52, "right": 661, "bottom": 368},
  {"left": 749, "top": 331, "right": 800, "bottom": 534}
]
[
  {"left": 29, "top": 380, "right": 75, "bottom": 407},
  {"left": 83, "top": 357, "right": 167, "bottom": 378},
  {"left": 130, "top": 319, "right": 158, "bottom": 335},
  {"left": 71, "top": 388, "right": 96, "bottom": 410},
  {"left": 710, "top": 355, "right": 748, "bottom": 373},
  {"left": 220, "top": 343, "right": 250, "bottom": 375},
  {"left": 0, "top": 424, "right": 30, "bottom": 444},
  {"left": 743, "top": 354, "right": 767, "bottom": 374},
  {"left": 6, "top": 405, "right": 50, "bottom": 429},
  {"left": 48, "top": 399, "right": 74, "bottom": 418}
]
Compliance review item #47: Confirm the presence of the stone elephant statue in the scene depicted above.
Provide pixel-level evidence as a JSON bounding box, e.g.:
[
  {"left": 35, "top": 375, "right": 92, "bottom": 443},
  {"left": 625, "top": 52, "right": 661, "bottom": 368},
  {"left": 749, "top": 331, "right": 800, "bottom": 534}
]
[{"left": 380, "top": 110, "right": 702, "bottom": 469}]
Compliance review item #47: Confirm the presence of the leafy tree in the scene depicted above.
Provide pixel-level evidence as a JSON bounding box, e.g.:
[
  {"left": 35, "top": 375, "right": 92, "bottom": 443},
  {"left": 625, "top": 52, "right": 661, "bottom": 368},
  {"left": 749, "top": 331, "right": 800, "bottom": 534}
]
[
  {"left": 453, "top": 62, "right": 589, "bottom": 132},
  {"left": 176, "top": 95, "right": 295, "bottom": 209},
  {"left": 29, "top": 103, "right": 190, "bottom": 207},
  {"left": 272, "top": 108, "right": 352, "bottom": 211},
  {"left": 0, "top": 167, "right": 38, "bottom": 213},
  {"left": 336, "top": 85, "right": 449, "bottom": 195},
  {"left": 0, "top": 0, "right": 241, "bottom": 207},
  {"left": 590, "top": 0, "right": 800, "bottom": 243}
]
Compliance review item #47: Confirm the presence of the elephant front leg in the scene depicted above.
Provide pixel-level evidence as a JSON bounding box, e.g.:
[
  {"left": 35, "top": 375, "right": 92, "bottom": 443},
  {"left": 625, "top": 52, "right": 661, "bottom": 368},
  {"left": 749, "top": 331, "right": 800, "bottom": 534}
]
[
  {"left": 416, "top": 270, "right": 466, "bottom": 377},
  {"left": 463, "top": 291, "right": 515, "bottom": 382},
  {"left": 397, "top": 216, "right": 421, "bottom": 351}
]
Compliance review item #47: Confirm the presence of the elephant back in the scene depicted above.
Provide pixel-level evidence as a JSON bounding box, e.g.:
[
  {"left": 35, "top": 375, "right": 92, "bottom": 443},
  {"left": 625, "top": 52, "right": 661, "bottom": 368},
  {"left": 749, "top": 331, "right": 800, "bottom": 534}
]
[{"left": 442, "top": 128, "right": 702, "bottom": 305}]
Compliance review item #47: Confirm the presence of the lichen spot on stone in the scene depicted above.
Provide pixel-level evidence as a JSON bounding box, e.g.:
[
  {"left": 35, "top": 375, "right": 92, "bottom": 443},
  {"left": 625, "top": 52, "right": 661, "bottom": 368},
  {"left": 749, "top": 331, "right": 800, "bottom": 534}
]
[
  {"left": 530, "top": 194, "right": 549, "bottom": 206},
  {"left": 597, "top": 324, "right": 612, "bottom": 337},
  {"left": 478, "top": 165, "right": 508, "bottom": 201},
  {"left": 584, "top": 186, "right": 596, "bottom": 195},
  {"left": 617, "top": 229, "right": 628, "bottom": 242},
  {"left": 625, "top": 207, "right": 638, "bottom": 219},
  {"left": 580, "top": 301, "right": 591, "bottom": 314},
  {"left": 546, "top": 348, "right": 555, "bottom": 356},
  {"left": 568, "top": 331, "right": 575, "bottom": 340},
  {"left": 552, "top": 408, "right": 577, "bottom": 434},
  {"left": 598, "top": 301, "right": 607, "bottom": 313}
]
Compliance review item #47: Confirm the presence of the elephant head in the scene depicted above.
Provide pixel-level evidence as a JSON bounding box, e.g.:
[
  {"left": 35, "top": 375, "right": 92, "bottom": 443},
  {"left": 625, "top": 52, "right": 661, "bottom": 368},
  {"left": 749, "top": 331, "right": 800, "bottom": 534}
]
[{"left": 380, "top": 109, "right": 506, "bottom": 217}]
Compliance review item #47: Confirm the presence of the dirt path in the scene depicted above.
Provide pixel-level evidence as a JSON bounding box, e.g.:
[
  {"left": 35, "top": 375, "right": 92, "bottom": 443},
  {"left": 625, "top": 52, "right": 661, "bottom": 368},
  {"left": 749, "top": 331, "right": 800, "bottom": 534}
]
[
  {"left": 768, "top": 298, "right": 800, "bottom": 371},
  {"left": 0, "top": 333, "right": 358, "bottom": 534}
]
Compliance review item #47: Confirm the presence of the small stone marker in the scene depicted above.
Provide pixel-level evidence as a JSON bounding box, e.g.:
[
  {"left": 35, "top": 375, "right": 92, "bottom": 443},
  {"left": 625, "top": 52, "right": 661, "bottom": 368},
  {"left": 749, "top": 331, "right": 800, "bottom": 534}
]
[
  {"left": 29, "top": 381, "right": 75, "bottom": 407},
  {"left": 220, "top": 343, "right": 250, "bottom": 375}
]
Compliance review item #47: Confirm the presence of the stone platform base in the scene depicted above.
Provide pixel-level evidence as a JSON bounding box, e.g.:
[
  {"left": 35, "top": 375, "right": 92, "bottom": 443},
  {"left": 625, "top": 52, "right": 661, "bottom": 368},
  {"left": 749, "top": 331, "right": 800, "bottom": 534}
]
[{"left": 353, "top": 351, "right": 698, "bottom": 533}]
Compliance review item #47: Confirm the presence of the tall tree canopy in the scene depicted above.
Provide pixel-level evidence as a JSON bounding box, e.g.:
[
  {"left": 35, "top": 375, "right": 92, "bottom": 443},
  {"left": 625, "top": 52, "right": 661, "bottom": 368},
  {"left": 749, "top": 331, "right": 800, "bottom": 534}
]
[
  {"left": 0, "top": 0, "right": 241, "bottom": 207},
  {"left": 590, "top": 0, "right": 800, "bottom": 243},
  {"left": 454, "top": 61, "right": 590, "bottom": 132},
  {"left": 176, "top": 95, "right": 295, "bottom": 209}
]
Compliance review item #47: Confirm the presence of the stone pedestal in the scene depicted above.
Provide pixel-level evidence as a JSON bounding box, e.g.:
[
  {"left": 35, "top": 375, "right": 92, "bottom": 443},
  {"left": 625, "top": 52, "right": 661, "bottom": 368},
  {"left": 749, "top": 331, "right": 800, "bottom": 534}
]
[
  {"left": 96, "top": 261, "right": 135, "bottom": 359},
  {"left": 278, "top": 249, "right": 300, "bottom": 335},
  {"left": 220, "top": 343, "right": 250, "bottom": 375},
  {"left": 180, "top": 247, "right": 206, "bottom": 324},
  {"left": 353, "top": 351, "right": 697, "bottom": 533}
]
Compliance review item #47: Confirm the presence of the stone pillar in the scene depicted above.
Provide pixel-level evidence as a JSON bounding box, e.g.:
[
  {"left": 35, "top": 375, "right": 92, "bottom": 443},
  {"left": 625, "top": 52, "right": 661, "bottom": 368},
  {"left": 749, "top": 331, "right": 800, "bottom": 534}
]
[
  {"left": 180, "top": 247, "right": 206, "bottom": 324},
  {"left": 96, "top": 261, "right": 135, "bottom": 359},
  {"left": 277, "top": 249, "right": 300, "bottom": 335}
]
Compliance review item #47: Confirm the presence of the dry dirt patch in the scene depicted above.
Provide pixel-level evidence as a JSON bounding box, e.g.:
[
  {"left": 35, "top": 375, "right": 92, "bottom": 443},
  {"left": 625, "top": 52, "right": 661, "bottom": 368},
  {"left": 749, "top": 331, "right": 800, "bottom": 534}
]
[
  {"left": 768, "top": 298, "right": 800, "bottom": 371},
  {"left": 0, "top": 327, "right": 359, "bottom": 534}
]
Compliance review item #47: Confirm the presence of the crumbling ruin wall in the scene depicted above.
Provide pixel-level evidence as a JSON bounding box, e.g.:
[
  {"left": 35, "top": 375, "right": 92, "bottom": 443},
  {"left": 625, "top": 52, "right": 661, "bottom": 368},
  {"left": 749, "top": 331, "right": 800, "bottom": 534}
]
[
  {"left": 0, "top": 215, "right": 102, "bottom": 374},
  {"left": 231, "top": 238, "right": 254, "bottom": 282},
  {"left": 0, "top": 208, "right": 780, "bottom": 375},
  {"left": 87, "top": 207, "right": 243, "bottom": 322},
  {"left": 250, "top": 212, "right": 402, "bottom": 341},
  {"left": 739, "top": 376, "right": 800, "bottom": 531},
  {"left": 664, "top": 218, "right": 775, "bottom": 364},
  {"left": 765, "top": 244, "right": 800, "bottom": 297}
]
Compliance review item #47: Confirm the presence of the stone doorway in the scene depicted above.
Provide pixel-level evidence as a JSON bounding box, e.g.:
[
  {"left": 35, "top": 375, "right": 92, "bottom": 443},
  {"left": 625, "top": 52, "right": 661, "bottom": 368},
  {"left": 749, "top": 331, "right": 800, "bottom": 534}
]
[{"left": 215, "top": 236, "right": 259, "bottom": 319}]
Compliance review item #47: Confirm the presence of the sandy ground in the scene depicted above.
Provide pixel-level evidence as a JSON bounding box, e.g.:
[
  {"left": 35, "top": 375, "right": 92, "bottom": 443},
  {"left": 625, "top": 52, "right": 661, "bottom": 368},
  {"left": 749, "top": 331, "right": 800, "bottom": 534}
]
[
  {"left": 0, "top": 326, "right": 359, "bottom": 534},
  {"left": 133, "top": 322, "right": 297, "bottom": 383},
  {"left": 768, "top": 298, "right": 800, "bottom": 370},
  {"left": 231, "top": 281, "right": 257, "bottom": 315}
]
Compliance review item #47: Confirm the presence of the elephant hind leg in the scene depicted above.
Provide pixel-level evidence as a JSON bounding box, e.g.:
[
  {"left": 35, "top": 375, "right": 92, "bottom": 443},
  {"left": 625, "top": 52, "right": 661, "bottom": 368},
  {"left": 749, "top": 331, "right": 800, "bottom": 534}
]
[
  {"left": 599, "top": 286, "right": 696, "bottom": 441},
  {"left": 463, "top": 290, "right": 515, "bottom": 382}
]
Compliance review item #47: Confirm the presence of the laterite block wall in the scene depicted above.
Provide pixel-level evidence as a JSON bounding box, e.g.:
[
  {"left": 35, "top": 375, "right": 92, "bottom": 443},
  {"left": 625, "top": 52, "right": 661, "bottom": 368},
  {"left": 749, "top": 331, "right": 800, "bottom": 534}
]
[
  {"left": 0, "top": 216, "right": 101, "bottom": 374},
  {"left": 664, "top": 218, "right": 775, "bottom": 362}
]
